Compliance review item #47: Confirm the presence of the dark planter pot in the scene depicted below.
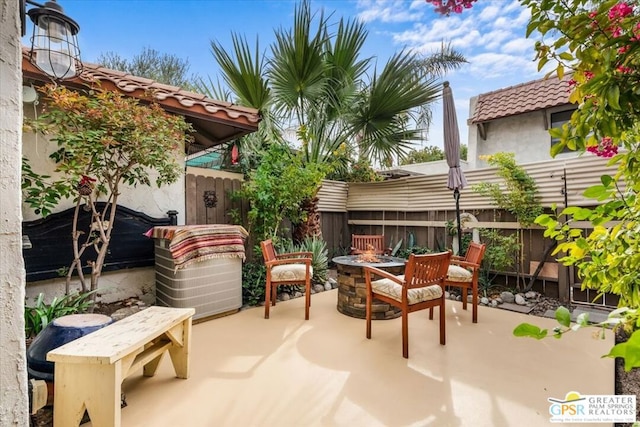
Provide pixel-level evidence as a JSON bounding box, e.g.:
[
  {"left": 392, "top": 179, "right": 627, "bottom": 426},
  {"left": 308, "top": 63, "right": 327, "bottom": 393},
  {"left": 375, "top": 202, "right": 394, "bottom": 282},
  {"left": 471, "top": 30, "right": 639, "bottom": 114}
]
[{"left": 27, "top": 313, "right": 113, "bottom": 381}]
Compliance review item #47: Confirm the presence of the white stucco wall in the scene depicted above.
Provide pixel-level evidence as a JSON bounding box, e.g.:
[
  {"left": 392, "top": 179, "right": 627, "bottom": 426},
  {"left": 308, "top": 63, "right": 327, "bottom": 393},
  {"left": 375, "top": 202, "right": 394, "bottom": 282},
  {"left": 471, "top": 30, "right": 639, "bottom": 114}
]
[
  {"left": 26, "top": 268, "right": 155, "bottom": 305},
  {"left": 0, "top": 0, "right": 29, "bottom": 423},
  {"left": 467, "top": 96, "right": 578, "bottom": 168},
  {"left": 390, "top": 159, "right": 469, "bottom": 176}
]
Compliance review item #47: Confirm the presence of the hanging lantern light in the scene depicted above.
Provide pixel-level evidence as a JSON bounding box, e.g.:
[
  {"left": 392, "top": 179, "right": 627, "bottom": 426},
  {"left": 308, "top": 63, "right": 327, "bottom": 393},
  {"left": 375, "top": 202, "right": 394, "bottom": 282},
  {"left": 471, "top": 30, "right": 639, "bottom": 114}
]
[{"left": 22, "top": 0, "right": 81, "bottom": 80}]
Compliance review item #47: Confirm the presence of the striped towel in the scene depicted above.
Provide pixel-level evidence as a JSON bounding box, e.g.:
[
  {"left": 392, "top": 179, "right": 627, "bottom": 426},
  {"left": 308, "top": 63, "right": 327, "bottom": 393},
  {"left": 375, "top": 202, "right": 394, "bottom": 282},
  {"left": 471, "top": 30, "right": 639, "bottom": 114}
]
[{"left": 149, "top": 225, "right": 248, "bottom": 270}]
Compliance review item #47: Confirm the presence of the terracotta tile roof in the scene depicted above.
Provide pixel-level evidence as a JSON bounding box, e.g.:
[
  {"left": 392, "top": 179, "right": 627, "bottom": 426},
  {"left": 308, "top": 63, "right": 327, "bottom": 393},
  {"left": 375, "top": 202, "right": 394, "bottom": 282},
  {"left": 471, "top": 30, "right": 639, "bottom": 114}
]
[
  {"left": 470, "top": 75, "right": 573, "bottom": 124},
  {"left": 21, "top": 51, "right": 261, "bottom": 152}
]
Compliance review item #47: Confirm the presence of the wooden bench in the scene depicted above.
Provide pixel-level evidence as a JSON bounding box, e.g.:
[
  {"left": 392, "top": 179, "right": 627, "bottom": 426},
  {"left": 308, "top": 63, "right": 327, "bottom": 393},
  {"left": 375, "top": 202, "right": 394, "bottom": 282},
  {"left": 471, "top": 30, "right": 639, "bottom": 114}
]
[{"left": 47, "top": 306, "right": 195, "bottom": 427}]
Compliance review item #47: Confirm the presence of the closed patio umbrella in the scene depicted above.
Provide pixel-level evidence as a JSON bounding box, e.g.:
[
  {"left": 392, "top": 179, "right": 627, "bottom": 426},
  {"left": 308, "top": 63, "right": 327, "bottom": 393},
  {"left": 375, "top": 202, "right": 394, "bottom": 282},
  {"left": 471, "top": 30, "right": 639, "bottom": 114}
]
[{"left": 443, "top": 81, "right": 468, "bottom": 254}]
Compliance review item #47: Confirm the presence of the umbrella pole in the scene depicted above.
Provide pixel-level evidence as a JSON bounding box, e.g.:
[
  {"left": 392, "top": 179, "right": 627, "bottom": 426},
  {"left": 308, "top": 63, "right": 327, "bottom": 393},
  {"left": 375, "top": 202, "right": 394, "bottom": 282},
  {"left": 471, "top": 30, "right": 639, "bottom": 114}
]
[{"left": 455, "top": 188, "right": 462, "bottom": 255}]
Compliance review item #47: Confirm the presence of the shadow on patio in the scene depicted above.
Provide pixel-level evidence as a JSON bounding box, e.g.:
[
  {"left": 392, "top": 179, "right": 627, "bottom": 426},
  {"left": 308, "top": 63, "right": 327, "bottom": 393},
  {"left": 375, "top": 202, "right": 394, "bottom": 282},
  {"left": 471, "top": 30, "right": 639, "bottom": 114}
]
[{"left": 105, "top": 290, "right": 613, "bottom": 427}]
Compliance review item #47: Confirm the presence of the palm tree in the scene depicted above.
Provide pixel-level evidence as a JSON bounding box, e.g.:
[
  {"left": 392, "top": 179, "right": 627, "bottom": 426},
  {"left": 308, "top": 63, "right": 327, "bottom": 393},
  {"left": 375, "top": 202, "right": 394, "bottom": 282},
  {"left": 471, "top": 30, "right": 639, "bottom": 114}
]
[{"left": 208, "top": 0, "right": 466, "bottom": 240}]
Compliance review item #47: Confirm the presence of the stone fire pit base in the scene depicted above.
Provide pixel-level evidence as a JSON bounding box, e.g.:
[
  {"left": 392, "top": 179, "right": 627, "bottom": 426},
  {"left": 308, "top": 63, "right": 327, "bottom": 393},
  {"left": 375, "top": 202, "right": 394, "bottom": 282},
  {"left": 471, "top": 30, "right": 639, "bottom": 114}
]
[{"left": 334, "top": 261, "right": 405, "bottom": 320}]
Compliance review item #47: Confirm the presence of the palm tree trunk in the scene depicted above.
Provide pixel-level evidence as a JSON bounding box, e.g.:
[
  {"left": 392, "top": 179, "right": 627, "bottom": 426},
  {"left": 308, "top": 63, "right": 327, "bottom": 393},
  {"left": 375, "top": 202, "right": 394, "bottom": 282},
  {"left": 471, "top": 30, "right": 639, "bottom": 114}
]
[{"left": 292, "top": 196, "right": 322, "bottom": 243}]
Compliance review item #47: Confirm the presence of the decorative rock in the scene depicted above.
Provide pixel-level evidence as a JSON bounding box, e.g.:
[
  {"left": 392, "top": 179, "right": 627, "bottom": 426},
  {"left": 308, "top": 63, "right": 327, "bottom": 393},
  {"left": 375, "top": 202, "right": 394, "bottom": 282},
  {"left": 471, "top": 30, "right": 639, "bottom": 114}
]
[
  {"left": 111, "top": 306, "right": 142, "bottom": 321},
  {"left": 491, "top": 300, "right": 499, "bottom": 308},
  {"left": 324, "top": 282, "right": 333, "bottom": 291},
  {"left": 495, "top": 297, "right": 503, "bottom": 304},
  {"left": 467, "top": 295, "right": 473, "bottom": 303},
  {"left": 481, "top": 297, "right": 489, "bottom": 305},
  {"left": 515, "top": 294, "right": 526, "bottom": 305},
  {"left": 525, "top": 291, "right": 538, "bottom": 299},
  {"left": 281, "top": 293, "right": 291, "bottom": 301},
  {"left": 314, "top": 284, "right": 325, "bottom": 293},
  {"left": 500, "top": 292, "right": 515, "bottom": 303},
  {"left": 445, "top": 291, "right": 450, "bottom": 299},
  {"left": 455, "top": 295, "right": 461, "bottom": 301}
]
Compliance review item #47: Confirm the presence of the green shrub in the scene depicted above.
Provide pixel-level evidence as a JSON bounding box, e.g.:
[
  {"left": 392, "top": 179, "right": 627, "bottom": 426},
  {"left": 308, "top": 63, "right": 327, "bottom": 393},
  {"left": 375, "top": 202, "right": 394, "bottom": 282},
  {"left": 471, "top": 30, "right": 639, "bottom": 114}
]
[
  {"left": 241, "top": 261, "right": 266, "bottom": 306},
  {"left": 25, "top": 291, "right": 96, "bottom": 338},
  {"left": 396, "top": 246, "right": 432, "bottom": 259}
]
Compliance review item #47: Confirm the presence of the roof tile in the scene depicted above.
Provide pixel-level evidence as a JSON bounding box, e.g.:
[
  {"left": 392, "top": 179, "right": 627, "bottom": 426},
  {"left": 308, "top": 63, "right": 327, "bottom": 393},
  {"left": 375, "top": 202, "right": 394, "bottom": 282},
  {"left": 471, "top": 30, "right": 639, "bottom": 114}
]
[{"left": 471, "top": 75, "right": 573, "bottom": 123}]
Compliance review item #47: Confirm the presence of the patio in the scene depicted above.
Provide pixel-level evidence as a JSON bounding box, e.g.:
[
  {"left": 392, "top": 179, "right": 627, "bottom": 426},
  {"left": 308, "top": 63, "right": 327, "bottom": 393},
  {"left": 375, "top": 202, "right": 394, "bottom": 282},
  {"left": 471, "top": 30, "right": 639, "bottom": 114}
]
[{"left": 96, "top": 289, "right": 613, "bottom": 427}]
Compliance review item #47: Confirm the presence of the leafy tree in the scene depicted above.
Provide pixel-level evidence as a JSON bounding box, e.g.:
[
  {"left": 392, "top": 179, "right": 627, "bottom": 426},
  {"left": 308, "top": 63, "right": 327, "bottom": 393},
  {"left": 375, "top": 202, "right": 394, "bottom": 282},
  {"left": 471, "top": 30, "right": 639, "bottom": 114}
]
[
  {"left": 97, "top": 47, "right": 198, "bottom": 90},
  {"left": 210, "top": 0, "right": 466, "bottom": 240},
  {"left": 509, "top": 0, "right": 640, "bottom": 369},
  {"left": 473, "top": 152, "right": 542, "bottom": 227},
  {"left": 329, "top": 158, "right": 385, "bottom": 183},
  {"left": 231, "top": 143, "right": 327, "bottom": 243},
  {"left": 400, "top": 145, "right": 444, "bottom": 164},
  {"left": 22, "top": 85, "right": 191, "bottom": 297},
  {"left": 473, "top": 152, "right": 542, "bottom": 289}
]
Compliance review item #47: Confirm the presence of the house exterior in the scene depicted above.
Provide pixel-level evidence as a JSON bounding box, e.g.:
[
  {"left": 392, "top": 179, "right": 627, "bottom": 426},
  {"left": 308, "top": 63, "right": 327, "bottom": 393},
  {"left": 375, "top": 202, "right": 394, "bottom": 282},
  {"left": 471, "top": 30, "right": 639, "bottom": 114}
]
[
  {"left": 467, "top": 75, "right": 577, "bottom": 168},
  {"left": 21, "top": 53, "right": 260, "bottom": 304}
]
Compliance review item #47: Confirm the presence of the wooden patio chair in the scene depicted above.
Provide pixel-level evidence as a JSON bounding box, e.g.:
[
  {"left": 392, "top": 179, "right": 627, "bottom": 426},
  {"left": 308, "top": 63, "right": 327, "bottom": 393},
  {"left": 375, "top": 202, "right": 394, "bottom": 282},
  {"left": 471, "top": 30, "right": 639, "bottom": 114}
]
[
  {"left": 260, "top": 239, "right": 313, "bottom": 320},
  {"left": 440, "top": 242, "right": 486, "bottom": 323},
  {"left": 364, "top": 251, "right": 451, "bottom": 358},
  {"left": 351, "top": 234, "right": 387, "bottom": 255}
]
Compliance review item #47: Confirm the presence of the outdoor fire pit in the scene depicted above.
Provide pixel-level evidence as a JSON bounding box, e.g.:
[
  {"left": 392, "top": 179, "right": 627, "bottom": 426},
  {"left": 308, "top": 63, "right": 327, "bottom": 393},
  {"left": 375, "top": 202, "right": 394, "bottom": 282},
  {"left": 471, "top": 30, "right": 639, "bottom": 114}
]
[{"left": 332, "top": 254, "right": 406, "bottom": 320}]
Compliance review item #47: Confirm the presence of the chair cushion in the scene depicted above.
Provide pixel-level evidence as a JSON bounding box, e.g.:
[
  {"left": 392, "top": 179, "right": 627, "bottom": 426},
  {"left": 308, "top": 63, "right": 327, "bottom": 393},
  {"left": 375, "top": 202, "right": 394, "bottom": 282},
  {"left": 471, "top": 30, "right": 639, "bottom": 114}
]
[
  {"left": 447, "top": 265, "right": 473, "bottom": 283},
  {"left": 371, "top": 275, "right": 443, "bottom": 304},
  {"left": 271, "top": 264, "right": 313, "bottom": 282}
]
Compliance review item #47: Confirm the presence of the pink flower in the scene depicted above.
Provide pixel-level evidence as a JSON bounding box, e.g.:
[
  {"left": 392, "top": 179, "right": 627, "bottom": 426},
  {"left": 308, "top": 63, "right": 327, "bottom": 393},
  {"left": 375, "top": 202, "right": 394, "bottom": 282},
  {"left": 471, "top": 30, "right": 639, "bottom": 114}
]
[
  {"left": 618, "top": 45, "right": 630, "bottom": 54},
  {"left": 608, "top": 2, "right": 634, "bottom": 20},
  {"left": 616, "top": 65, "right": 633, "bottom": 73},
  {"left": 611, "top": 26, "right": 623, "bottom": 37},
  {"left": 426, "top": 0, "right": 477, "bottom": 15},
  {"left": 587, "top": 137, "right": 618, "bottom": 158},
  {"left": 584, "top": 71, "right": 595, "bottom": 80}
]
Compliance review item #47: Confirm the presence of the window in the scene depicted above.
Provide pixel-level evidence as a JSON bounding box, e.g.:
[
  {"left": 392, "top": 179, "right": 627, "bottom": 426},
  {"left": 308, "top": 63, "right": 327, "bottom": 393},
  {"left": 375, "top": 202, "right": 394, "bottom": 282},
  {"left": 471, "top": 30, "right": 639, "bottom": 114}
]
[{"left": 550, "top": 109, "right": 576, "bottom": 154}]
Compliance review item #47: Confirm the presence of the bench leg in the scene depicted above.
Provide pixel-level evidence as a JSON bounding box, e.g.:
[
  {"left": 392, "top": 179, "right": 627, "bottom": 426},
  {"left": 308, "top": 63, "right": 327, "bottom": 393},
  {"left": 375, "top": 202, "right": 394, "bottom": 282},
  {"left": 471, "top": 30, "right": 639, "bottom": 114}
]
[
  {"left": 167, "top": 317, "right": 192, "bottom": 379},
  {"left": 54, "top": 361, "right": 122, "bottom": 427}
]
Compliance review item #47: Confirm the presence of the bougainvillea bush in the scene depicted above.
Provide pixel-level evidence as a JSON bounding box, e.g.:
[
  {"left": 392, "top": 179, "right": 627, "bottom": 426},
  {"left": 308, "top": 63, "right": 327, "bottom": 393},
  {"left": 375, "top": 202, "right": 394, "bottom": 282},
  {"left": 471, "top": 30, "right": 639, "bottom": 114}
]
[{"left": 512, "top": 0, "right": 640, "bottom": 370}]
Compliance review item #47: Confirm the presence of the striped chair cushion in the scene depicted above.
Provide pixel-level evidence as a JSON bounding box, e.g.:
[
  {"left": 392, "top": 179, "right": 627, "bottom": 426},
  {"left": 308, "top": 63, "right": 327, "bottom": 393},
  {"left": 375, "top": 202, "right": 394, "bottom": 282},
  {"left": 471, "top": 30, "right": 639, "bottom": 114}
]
[
  {"left": 371, "top": 275, "right": 443, "bottom": 305},
  {"left": 447, "top": 265, "right": 473, "bottom": 283},
  {"left": 271, "top": 264, "right": 312, "bottom": 281}
]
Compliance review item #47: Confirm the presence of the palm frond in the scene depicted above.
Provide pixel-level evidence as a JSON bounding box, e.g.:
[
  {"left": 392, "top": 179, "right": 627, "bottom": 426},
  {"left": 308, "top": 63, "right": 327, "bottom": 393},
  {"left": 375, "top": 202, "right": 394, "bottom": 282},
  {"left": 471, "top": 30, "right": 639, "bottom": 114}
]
[
  {"left": 210, "top": 33, "right": 270, "bottom": 111},
  {"left": 269, "top": 0, "right": 328, "bottom": 123},
  {"left": 417, "top": 42, "right": 468, "bottom": 78}
]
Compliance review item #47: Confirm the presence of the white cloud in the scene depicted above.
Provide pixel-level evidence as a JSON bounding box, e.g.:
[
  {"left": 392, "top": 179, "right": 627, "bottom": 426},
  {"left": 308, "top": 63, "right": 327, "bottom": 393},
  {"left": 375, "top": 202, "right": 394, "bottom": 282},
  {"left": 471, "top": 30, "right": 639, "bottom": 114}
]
[
  {"left": 502, "top": 38, "right": 535, "bottom": 54},
  {"left": 357, "top": 0, "right": 423, "bottom": 23},
  {"left": 478, "top": 5, "right": 502, "bottom": 22},
  {"left": 477, "top": 29, "right": 513, "bottom": 50},
  {"left": 466, "top": 52, "right": 538, "bottom": 79}
]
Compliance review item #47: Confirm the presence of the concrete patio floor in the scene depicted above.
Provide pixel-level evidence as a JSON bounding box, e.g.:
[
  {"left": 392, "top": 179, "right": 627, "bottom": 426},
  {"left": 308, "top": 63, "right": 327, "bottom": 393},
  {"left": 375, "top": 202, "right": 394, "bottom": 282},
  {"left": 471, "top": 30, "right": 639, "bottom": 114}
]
[{"left": 103, "top": 289, "right": 613, "bottom": 427}]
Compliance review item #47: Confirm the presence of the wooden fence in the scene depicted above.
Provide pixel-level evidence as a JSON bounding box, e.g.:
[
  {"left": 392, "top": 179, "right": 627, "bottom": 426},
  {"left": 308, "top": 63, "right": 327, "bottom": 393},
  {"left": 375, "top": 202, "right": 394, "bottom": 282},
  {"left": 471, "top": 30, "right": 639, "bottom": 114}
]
[{"left": 185, "top": 155, "right": 621, "bottom": 307}]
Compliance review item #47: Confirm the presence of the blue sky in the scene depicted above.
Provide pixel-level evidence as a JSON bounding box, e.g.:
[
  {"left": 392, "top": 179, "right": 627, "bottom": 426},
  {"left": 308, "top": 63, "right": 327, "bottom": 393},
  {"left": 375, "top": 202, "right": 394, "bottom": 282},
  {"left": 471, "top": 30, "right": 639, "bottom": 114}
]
[{"left": 25, "top": 0, "right": 541, "bottom": 150}]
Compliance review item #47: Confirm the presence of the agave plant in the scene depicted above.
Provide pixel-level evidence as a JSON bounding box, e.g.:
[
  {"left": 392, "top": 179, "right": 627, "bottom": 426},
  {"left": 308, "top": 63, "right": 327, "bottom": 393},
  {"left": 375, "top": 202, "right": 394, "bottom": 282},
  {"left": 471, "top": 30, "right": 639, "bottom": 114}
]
[
  {"left": 24, "top": 290, "right": 97, "bottom": 339},
  {"left": 282, "top": 237, "right": 329, "bottom": 286}
]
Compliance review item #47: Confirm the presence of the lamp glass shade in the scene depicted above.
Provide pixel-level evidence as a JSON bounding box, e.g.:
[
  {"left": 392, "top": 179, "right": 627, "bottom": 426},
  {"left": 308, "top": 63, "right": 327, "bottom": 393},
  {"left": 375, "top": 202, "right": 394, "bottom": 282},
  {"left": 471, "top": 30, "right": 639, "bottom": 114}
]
[{"left": 30, "top": 13, "right": 80, "bottom": 79}]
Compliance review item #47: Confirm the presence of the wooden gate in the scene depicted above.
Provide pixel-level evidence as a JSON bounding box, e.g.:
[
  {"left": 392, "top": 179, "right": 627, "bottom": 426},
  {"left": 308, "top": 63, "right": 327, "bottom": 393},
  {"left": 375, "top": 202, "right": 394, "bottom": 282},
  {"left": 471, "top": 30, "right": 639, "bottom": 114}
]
[{"left": 185, "top": 168, "right": 247, "bottom": 226}]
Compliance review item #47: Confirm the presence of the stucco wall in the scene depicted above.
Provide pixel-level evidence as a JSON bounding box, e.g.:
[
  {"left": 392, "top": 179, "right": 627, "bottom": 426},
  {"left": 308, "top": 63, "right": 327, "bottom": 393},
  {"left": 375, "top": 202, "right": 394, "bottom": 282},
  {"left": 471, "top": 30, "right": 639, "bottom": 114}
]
[
  {"left": 0, "top": 0, "right": 29, "bottom": 423},
  {"left": 26, "top": 268, "right": 155, "bottom": 305},
  {"left": 468, "top": 96, "right": 578, "bottom": 168}
]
